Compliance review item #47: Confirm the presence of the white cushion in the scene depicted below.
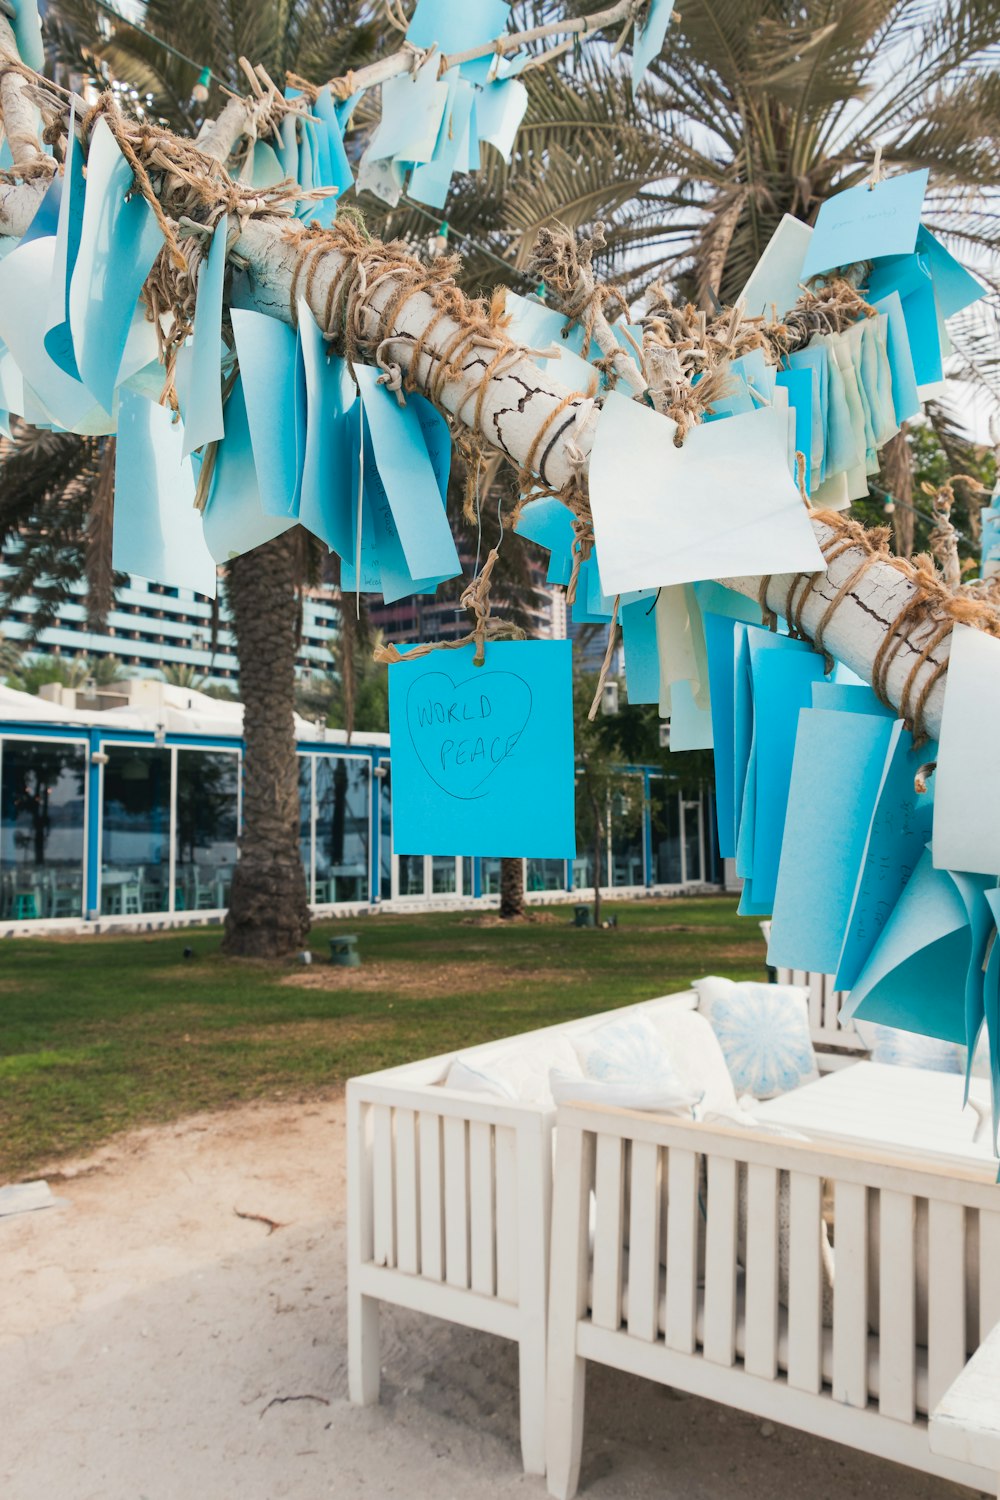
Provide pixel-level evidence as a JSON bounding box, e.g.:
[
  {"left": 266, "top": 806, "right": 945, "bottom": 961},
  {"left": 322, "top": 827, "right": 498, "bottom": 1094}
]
[
  {"left": 443, "top": 1033, "right": 583, "bottom": 1109},
  {"left": 694, "top": 976, "right": 819, "bottom": 1099},
  {"left": 642, "top": 1006, "right": 739, "bottom": 1118},
  {"left": 853, "top": 1019, "right": 965, "bottom": 1075},
  {"left": 562, "top": 1014, "right": 701, "bottom": 1113}
]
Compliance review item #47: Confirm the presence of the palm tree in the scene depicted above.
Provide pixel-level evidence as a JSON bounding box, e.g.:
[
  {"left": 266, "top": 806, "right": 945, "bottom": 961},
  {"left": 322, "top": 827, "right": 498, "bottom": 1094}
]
[{"left": 0, "top": 0, "right": 395, "bottom": 957}]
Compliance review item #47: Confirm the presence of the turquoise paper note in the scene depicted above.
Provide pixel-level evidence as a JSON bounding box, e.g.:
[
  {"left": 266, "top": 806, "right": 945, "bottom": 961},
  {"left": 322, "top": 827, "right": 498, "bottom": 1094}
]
[
  {"left": 811, "top": 680, "right": 894, "bottom": 716},
  {"left": 621, "top": 598, "right": 659, "bottom": 705},
  {"left": 296, "top": 300, "right": 355, "bottom": 557},
  {"left": 358, "top": 422, "right": 451, "bottom": 603},
  {"left": 703, "top": 611, "right": 743, "bottom": 859},
  {"left": 114, "top": 391, "right": 217, "bottom": 597},
  {"left": 369, "top": 60, "right": 449, "bottom": 164},
  {"left": 514, "top": 497, "right": 575, "bottom": 587},
  {"left": 631, "top": 0, "right": 675, "bottom": 95},
  {"left": 406, "top": 0, "right": 509, "bottom": 55},
  {"left": 775, "top": 367, "right": 812, "bottom": 490},
  {"left": 733, "top": 629, "right": 811, "bottom": 883},
  {"left": 841, "top": 847, "right": 988, "bottom": 1048},
  {"left": 68, "top": 117, "right": 165, "bottom": 413},
  {"left": 915, "top": 227, "right": 986, "bottom": 318},
  {"left": 202, "top": 376, "right": 295, "bottom": 562},
  {"left": 354, "top": 365, "right": 460, "bottom": 583},
  {"left": 786, "top": 344, "right": 827, "bottom": 482},
  {"left": 180, "top": 218, "right": 229, "bottom": 458},
  {"left": 475, "top": 78, "right": 528, "bottom": 160},
  {"left": 230, "top": 308, "right": 305, "bottom": 518},
  {"left": 746, "top": 643, "right": 827, "bottom": 911},
  {"left": 868, "top": 255, "right": 942, "bottom": 386},
  {"left": 388, "top": 639, "right": 576, "bottom": 858},
  {"left": 572, "top": 557, "right": 613, "bottom": 624},
  {"left": 10, "top": 0, "right": 44, "bottom": 71},
  {"left": 21, "top": 169, "right": 62, "bottom": 246},
  {"left": 982, "top": 889, "right": 1000, "bottom": 1150},
  {"left": 800, "top": 169, "right": 928, "bottom": 279},
  {"left": 314, "top": 87, "right": 355, "bottom": 195},
  {"left": 833, "top": 722, "right": 935, "bottom": 990},
  {"left": 43, "top": 105, "right": 86, "bottom": 381},
  {"left": 767, "top": 707, "right": 897, "bottom": 973}
]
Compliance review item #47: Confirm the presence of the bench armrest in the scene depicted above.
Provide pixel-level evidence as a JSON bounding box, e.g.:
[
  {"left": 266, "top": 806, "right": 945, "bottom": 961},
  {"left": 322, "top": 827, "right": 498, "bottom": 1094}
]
[{"left": 930, "top": 1320, "right": 1000, "bottom": 1473}]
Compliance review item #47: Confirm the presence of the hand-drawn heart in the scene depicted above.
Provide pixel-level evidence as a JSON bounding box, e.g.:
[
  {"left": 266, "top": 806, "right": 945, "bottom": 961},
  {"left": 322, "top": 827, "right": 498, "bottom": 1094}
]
[{"left": 405, "top": 669, "right": 533, "bottom": 801}]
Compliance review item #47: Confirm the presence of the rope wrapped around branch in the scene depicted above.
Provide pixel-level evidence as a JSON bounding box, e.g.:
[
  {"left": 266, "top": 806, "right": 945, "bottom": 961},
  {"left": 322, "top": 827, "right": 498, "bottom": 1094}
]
[{"left": 372, "top": 548, "right": 526, "bottom": 668}]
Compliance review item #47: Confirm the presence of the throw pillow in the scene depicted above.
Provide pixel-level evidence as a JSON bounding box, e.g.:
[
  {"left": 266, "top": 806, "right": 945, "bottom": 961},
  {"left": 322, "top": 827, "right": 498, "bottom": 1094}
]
[
  {"left": 561, "top": 1014, "right": 702, "bottom": 1113},
  {"left": 694, "top": 976, "right": 819, "bottom": 1099}
]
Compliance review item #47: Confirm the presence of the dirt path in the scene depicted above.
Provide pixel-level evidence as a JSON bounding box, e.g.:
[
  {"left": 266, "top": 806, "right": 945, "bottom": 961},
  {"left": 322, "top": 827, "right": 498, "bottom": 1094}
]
[{"left": 0, "top": 1096, "right": 974, "bottom": 1500}]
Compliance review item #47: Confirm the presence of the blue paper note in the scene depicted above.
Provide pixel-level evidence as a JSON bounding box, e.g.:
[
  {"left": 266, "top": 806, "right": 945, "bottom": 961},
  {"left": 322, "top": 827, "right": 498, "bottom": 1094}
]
[
  {"left": 833, "top": 722, "right": 935, "bottom": 990},
  {"left": 42, "top": 106, "right": 86, "bottom": 381},
  {"left": 406, "top": 0, "right": 509, "bottom": 56},
  {"left": 621, "top": 598, "right": 659, "bottom": 705},
  {"left": 775, "top": 367, "right": 813, "bottom": 491},
  {"left": 408, "top": 72, "right": 477, "bottom": 208},
  {"left": 503, "top": 291, "right": 589, "bottom": 358},
  {"left": 388, "top": 639, "right": 576, "bottom": 858},
  {"left": 786, "top": 344, "right": 828, "bottom": 482},
  {"left": 515, "top": 497, "right": 575, "bottom": 586},
  {"left": 369, "top": 59, "right": 449, "bottom": 164},
  {"left": 68, "top": 117, "right": 165, "bottom": 413},
  {"left": 733, "top": 629, "right": 812, "bottom": 879},
  {"left": 810, "top": 680, "right": 894, "bottom": 716},
  {"left": 868, "top": 255, "right": 943, "bottom": 387},
  {"left": 572, "top": 557, "right": 613, "bottom": 624},
  {"left": 982, "top": 889, "right": 1000, "bottom": 1147},
  {"left": 703, "top": 612, "right": 744, "bottom": 859},
  {"left": 21, "top": 170, "right": 62, "bottom": 246},
  {"left": 248, "top": 141, "right": 284, "bottom": 187},
  {"left": 356, "top": 419, "right": 453, "bottom": 604},
  {"left": 0, "top": 237, "right": 112, "bottom": 434},
  {"left": 230, "top": 308, "right": 305, "bottom": 518},
  {"left": 179, "top": 218, "right": 229, "bottom": 458},
  {"left": 202, "top": 376, "right": 295, "bottom": 562},
  {"left": 768, "top": 707, "right": 897, "bottom": 973},
  {"left": 10, "top": 0, "right": 44, "bottom": 71},
  {"left": 114, "top": 391, "right": 217, "bottom": 597},
  {"left": 915, "top": 227, "right": 986, "bottom": 318},
  {"left": 475, "top": 77, "right": 528, "bottom": 160},
  {"left": 297, "top": 301, "right": 356, "bottom": 557},
  {"left": 746, "top": 644, "right": 827, "bottom": 911},
  {"left": 800, "top": 169, "right": 928, "bottom": 279},
  {"left": 314, "top": 87, "right": 355, "bottom": 195},
  {"left": 631, "top": 0, "right": 675, "bottom": 95},
  {"left": 354, "top": 365, "right": 460, "bottom": 583},
  {"left": 841, "top": 847, "right": 988, "bottom": 1048}
]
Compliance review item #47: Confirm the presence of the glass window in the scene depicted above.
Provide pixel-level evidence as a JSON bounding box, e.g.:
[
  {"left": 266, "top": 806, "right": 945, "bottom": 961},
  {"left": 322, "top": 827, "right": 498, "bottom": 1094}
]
[
  {"left": 610, "top": 777, "right": 645, "bottom": 887},
  {"left": 431, "top": 857, "right": 457, "bottom": 894},
  {"left": 682, "top": 794, "right": 705, "bottom": 884},
  {"left": 571, "top": 851, "right": 595, "bottom": 890},
  {"left": 397, "top": 854, "right": 425, "bottom": 897},
  {"left": 650, "top": 780, "right": 682, "bottom": 885},
  {"left": 0, "top": 737, "right": 87, "bottom": 921},
  {"left": 460, "top": 856, "right": 473, "bottom": 896},
  {"left": 101, "top": 746, "right": 171, "bottom": 914},
  {"left": 174, "top": 750, "right": 240, "bottom": 912},
  {"left": 298, "top": 756, "right": 313, "bottom": 900},
  {"left": 527, "top": 859, "right": 567, "bottom": 892},
  {"left": 379, "top": 762, "right": 391, "bottom": 896},
  {"left": 480, "top": 857, "right": 502, "bottom": 896},
  {"left": 315, "top": 756, "right": 370, "bottom": 904}
]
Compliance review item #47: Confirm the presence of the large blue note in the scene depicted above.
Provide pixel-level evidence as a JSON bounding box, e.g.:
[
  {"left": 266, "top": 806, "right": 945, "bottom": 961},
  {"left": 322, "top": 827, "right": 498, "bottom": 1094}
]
[
  {"left": 230, "top": 308, "right": 305, "bottom": 519},
  {"left": 800, "top": 169, "right": 928, "bottom": 278},
  {"left": 202, "top": 376, "right": 295, "bottom": 562},
  {"left": 388, "top": 640, "right": 576, "bottom": 858}
]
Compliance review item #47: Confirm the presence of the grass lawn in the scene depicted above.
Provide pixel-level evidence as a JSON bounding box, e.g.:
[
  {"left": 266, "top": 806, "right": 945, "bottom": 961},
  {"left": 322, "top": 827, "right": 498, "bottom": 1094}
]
[{"left": 0, "top": 896, "right": 766, "bottom": 1180}]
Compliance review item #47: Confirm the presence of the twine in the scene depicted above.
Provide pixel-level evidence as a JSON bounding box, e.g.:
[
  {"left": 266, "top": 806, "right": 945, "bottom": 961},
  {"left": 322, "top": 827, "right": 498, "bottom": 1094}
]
[{"left": 372, "top": 547, "right": 526, "bottom": 668}]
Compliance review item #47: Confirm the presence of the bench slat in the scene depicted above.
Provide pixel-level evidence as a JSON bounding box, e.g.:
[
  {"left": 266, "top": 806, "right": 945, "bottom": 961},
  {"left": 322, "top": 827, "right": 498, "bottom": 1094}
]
[
  {"left": 979, "top": 1208, "right": 1000, "bottom": 1344},
  {"left": 664, "top": 1147, "right": 699, "bottom": 1354},
  {"left": 787, "top": 1171, "right": 822, "bottom": 1394},
  {"left": 833, "top": 1181, "right": 869, "bottom": 1408},
  {"left": 443, "top": 1115, "right": 470, "bottom": 1289},
  {"left": 395, "top": 1107, "right": 419, "bottom": 1275},
  {"left": 592, "top": 1134, "right": 625, "bottom": 1331},
  {"left": 878, "top": 1189, "right": 916, "bottom": 1423},
  {"left": 744, "top": 1163, "right": 779, "bottom": 1380},
  {"left": 495, "top": 1124, "right": 519, "bottom": 1304},
  {"left": 927, "top": 1199, "right": 966, "bottom": 1412},
  {"left": 372, "top": 1104, "right": 395, "bottom": 1269},
  {"left": 703, "top": 1154, "right": 738, "bottom": 1366},
  {"left": 418, "top": 1110, "right": 444, "bottom": 1281},
  {"left": 469, "top": 1120, "right": 496, "bottom": 1297},
  {"left": 627, "top": 1140, "right": 660, "bottom": 1343}
]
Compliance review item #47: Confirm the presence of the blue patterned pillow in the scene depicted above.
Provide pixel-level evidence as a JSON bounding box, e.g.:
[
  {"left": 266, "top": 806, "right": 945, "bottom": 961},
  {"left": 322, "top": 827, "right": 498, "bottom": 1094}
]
[
  {"left": 561, "top": 1015, "right": 702, "bottom": 1112},
  {"left": 694, "top": 976, "right": 819, "bottom": 1099}
]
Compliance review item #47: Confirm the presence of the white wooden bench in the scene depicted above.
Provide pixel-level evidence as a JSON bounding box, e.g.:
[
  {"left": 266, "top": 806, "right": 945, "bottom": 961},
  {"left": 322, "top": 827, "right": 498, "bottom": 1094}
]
[
  {"left": 930, "top": 1321, "right": 1000, "bottom": 1484},
  {"left": 346, "top": 979, "right": 862, "bottom": 1474},
  {"left": 545, "top": 1100, "right": 1000, "bottom": 1498}
]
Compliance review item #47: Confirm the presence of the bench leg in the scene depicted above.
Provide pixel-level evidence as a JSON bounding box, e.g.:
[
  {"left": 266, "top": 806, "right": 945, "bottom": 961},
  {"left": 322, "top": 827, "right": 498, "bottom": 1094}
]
[
  {"left": 518, "top": 1326, "right": 547, "bottom": 1475},
  {"left": 348, "top": 1290, "right": 380, "bottom": 1406},
  {"left": 545, "top": 1347, "right": 586, "bottom": 1500},
  {"left": 546, "top": 1123, "right": 593, "bottom": 1499}
]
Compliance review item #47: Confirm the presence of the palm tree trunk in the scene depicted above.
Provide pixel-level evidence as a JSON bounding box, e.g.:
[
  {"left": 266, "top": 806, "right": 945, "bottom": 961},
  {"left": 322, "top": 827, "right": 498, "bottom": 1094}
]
[
  {"left": 499, "top": 857, "right": 525, "bottom": 919},
  {"left": 223, "top": 531, "right": 311, "bottom": 958},
  {"left": 881, "top": 427, "right": 914, "bottom": 559}
]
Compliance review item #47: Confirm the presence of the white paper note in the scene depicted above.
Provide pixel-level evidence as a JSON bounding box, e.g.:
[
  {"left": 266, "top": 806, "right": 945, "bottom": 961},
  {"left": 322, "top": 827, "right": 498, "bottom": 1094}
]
[
  {"left": 589, "top": 396, "right": 826, "bottom": 594},
  {"left": 738, "top": 214, "right": 813, "bottom": 322},
  {"left": 932, "top": 623, "right": 1000, "bottom": 876}
]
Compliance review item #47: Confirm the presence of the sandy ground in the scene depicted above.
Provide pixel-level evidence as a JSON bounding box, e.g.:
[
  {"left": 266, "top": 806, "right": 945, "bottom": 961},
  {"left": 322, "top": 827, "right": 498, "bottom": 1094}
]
[{"left": 0, "top": 1095, "right": 983, "bottom": 1500}]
